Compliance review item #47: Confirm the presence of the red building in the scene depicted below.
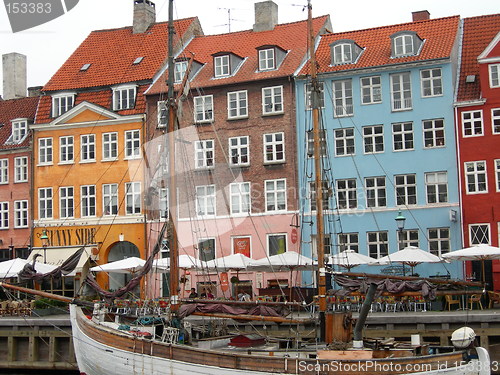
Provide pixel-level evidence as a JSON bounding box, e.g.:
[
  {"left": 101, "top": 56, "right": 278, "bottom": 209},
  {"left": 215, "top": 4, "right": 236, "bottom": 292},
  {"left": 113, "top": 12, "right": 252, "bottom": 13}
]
[{"left": 455, "top": 15, "right": 500, "bottom": 290}]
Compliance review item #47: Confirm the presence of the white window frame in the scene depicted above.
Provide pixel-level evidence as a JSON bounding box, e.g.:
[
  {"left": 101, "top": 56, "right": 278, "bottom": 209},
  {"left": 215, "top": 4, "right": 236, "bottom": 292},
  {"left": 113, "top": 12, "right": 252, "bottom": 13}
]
[
  {"left": 338, "top": 233, "right": 359, "bottom": 253},
  {"left": 495, "top": 159, "right": 500, "bottom": 192},
  {"left": 14, "top": 200, "right": 28, "bottom": 228},
  {"left": 159, "top": 188, "right": 168, "bottom": 219},
  {"left": 306, "top": 130, "right": 327, "bottom": 158},
  {"left": 428, "top": 227, "right": 450, "bottom": 256},
  {"left": 229, "top": 136, "right": 249, "bottom": 167},
  {"left": 52, "top": 93, "right": 75, "bottom": 117},
  {"left": 425, "top": 172, "right": 448, "bottom": 204},
  {"left": 336, "top": 179, "right": 357, "bottom": 209},
  {"left": 469, "top": 223, "right": 491, "bottom": 245},
  {"left": 38, "top": 137, "right": 53, "bottom": 165},
  {"left": 80, "top": 134, "right": 96, "bottom": 163},
  {"left": 489, "top": 64, "right": 500, "bottom": 88},
  {"left": 102, "top": 132, "right": 118, "bottom": 161},
  {"left": 309, "top": 180, "right": 330, "bottom": 211},
  {"left": 195, "top": 140, "right": 215, "bottom": 169},
  {"left": 263, "top": 132, "right": 285, "bottom": 164},
  {"left": 333, "top": 80, "right": 353, "bottom": 117},
  {"left": 305, "top": 81, "right": 325, "bottom": 110},
  {"left": 395, "top": 174, "right": 417, "bottom": 206},
  {"left": 60, "top": 186, "right": 74, "bottom": 219},
  {"left": 0, "top": 202, "right": 8, "bottom": 229},
  {"left": 365, "top": 177, "right": 386, "bottom": 208},
  {"left": 462, "top": 110, "right": 483, "bottom": 137},
  {"left": 392, "top": 122, "right": 414, "bottom": 151},
  {"left": 81, "top": 185, "right": 96, "bottom": 217},
  {"left": 214, "top": 55, "right": 230, "bottom": 77},
  {"left": 157, "top": 101, "right": 168, "bottom": 128},
  {"left": 267, "top": 233, "right": 287, "bottom": 256},
  {"left": 59, "top": 136, "right": 74, "bottom": 164},
  {"left": 367, "top": 231, "right": 388, "bottom": 259},
  {"left": 465, "top": 160, "right": 487, "bottom": 194},
  {"left": 103, "top": 183, "right": 118, "bottom": 216},
  {"left": 360, "top": 76, "right": 382, "bottom": 105},
  {"left": 125, "top": 130, "right": 141, "bottom": 159},
  {"left": 125, "top": 182, "right": 141, "bottom": 215},
  {"left": 196, "top": 185, "right": 216, "bottom": 217},
  {"left": 194, "top": 95, "right": 214, "bottom": 123},
  {"left": 262, "top": 86, "right": 283, "bottom": 115},
  {"left": 363, "top": 125, "right": 384, "bottom": 154},
  {"left": 420, "top": 68, "right": 443, "bottom": 97},
  {"left": 333, "top": 43, "right": 352, "bottom": 64},
  {"left": 265, "top": 179, "right": 286, "bottom": 212},
  {"left": 230, "top": 182, "right": 250, "bottom": 215},
  {"left": 0, "top": 159, "right": 8, "bottom": 184},
  {"left": 259, "top": 48, "right": 275, "bottom": 71},
  {"left": 423, "top": 119, "right": 445, "bottom": 148},
  {"left": 334, "top": 128, "right": 355, "bottom": 157},
  {"left": 38, "top": 187, "right": 53, "bottom": 219},
  {"left": 492, "top": 108, "right": 500, "bottom": 134},
  {"left": 198, "top": 237, "right": 216, "bottom": 262},
  {"left": 390, "top": 72, "right": 412, "bottom": 111},
  {"left": 394, "top": 35, "right": 414, "bottom": 57},
  {"left": 397, "top": 229, "right": 419, "bottom": 250},
  {"left": 112, "top": 85, "right": 136, "bottom": 111},
  {"left": 174, "top": 61, "right": 188, "bottom": 83},
  {"left": 8, "top": 119, "right": 28, "bottom": 144},
  {"left": 227, "top": 90, "right": 248, "bottom": 119},
  {"left": 14, "top": 156, "right": 28, "bottom": 183}
]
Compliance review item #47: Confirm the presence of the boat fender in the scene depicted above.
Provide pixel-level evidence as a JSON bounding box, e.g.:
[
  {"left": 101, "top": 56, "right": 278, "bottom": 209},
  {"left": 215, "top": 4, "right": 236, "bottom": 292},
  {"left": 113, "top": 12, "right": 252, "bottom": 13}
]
[{"left": 451, "top": 327, "right": 476, "bottom": 349}]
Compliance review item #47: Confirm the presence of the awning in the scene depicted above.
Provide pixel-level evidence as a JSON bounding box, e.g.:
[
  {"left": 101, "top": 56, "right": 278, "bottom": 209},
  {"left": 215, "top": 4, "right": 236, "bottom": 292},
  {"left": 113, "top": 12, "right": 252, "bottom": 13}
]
[{"left": 28, "top": 245, "right": 93, "bottom": 275}]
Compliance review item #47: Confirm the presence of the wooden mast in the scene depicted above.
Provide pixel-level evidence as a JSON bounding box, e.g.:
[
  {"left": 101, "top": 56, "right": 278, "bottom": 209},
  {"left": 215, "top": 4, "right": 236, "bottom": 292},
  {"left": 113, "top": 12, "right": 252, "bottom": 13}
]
[{"left": 307, "top": 0, "right": 327, "bottom": 341}]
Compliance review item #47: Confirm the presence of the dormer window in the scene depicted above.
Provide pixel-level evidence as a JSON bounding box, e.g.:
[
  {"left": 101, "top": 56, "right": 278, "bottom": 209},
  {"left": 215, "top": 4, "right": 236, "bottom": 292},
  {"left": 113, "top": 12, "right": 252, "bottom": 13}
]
[
  {"left": 212, "top": 52, "right": 244, "bottom": 78},
  {"left": 259, "top": 48, "right": 275, "bottom": 70},
  {"left": 52, "top": 93, "right": 75, "bottom": 117},
  {"left": 113, "top": 84, "right": 136, "bottom": 110},
  {"left": 330, "top": 40, "right": 363, "bottom": 65},
  {"left": 391, "top": 31, "right": 424, "bottom": 58},
  {"left": 6, "top": 119, "right": 28, "bottom": 144},
  {"left": 214, "top": 55, "right": 230, "bottom": 77},
  {"left": 174, "top": 61, "right": 188, "bottom": 83}
]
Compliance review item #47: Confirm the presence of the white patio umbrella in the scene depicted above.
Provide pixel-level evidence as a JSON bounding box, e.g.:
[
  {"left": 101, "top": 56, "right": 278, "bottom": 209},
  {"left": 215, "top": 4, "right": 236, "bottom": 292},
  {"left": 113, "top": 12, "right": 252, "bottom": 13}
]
[
  {"left": 205, "top": 253, "right": 252, "bottom": 272},
  {"left": 442, "top": 244, "right": 500, "bottom": 283},
  {"left": 153, "top": 254, "right": 206, "bottom": 270},
  {"left": 0, "top": 258, "right": 57, "bottom": 279},
  {"left": 90, "top": 257, "right": 146, "bottom": 274},
  {"left": 375, "top": 246, "right": 444, "bottom": 276},
  {"left": 248, "top": 251, "right": 316, "bottom": 272},
  {"left": 328, "top": 250, "right": 376, "bottom": 271}
]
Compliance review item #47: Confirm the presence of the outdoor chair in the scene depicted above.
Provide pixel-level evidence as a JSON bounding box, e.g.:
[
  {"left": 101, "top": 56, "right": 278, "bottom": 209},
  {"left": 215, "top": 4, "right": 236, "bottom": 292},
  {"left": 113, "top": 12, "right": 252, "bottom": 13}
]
[
  {"left": 487, "top": 291, "right": 500, "bottom": 309},
  {"left": 468, "top": 294, "right": 483, "bottom": 310},
  {"left": 445, "top": 295, "right": 460, "bottom": 310}
]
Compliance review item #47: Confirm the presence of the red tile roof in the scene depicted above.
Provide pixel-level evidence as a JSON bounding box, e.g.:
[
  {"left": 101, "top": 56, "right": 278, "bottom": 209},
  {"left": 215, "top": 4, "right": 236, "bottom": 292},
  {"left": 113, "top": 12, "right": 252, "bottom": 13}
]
[
  {"left": 0, "top": 96, "right": 39, "bottom": 150},
  {"left": 457, "top": 14, "right": 500, "bottom": 102},
  {"left": 147, "top": 16, "right": 330, "bottom": 95},
  {"left": 301, "top": 16, "right": 460, "bottom": 75},
  {"left": 43, "top": 17, "right": 199, "bottom": 91}
]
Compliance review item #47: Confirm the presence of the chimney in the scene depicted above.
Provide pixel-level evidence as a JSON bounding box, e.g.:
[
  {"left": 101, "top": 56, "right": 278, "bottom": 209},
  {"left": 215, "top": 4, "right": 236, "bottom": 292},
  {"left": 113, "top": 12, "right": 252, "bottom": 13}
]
[
  {"left": 28, "top": 86, "right": 43, "bottom": 97},
  {"left": 412, "top": 10, "right": 430, "bottom": 22},
  {"left": 2, "top": 52, "right": 27, "bottom": 100},
  {"left": 133, "top": 0, "right": 156, "bottom": 34},
  {"left": 253, "top": 1, "right": 278, "bottom": 32}
]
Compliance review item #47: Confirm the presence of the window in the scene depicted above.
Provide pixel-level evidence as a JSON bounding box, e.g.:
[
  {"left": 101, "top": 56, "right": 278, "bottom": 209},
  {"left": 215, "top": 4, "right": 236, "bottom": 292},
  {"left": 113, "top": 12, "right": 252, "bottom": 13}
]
[
  {"left": 489, "top": 64, "right": 499, "bottom": 88},
  {"left": 333, "top": 80, "right": 353, "bottom": 117},
  {"left": 60, "top": 186, "right": 74, "bottom": 219},
  {"left": 305, "top": 82, "right": 325, "bottom": 109},
  {"left": 311, "top": 234, "right": 332, "bottom": 258},
  {"left": 421, "top": 68, "right": 442, "bottom": 97},
  {"left": 174, "top": 61, "right": 188, "bottom": 83},
  {"left": 80, "top": 134, "right": 95, "bottom": 162},
  {"left": 336, "top": 179, "right": 357, "bottom": 209},
  {"left": 492, "top": 108, "right": 500, "bottom": 134},
  {"left": 462, "top": 110, "right": 483, "bottom": 137},
  {"left": 0, "top": 202, "right": 8, "bottom": 229},
  {"left": 428, "top": 228, "right": 450, "bottom": 256},
  {"left": 230, "top": 182, "right": 250, "bottom": 215},
  {"left": 263, "top": 132, "right": 285, "bottom": 164},
  {"left": 14, "top": 157, "right": 28, "bottom": 183},
  {"left": 8, "top": 120, "right": 28, "bottom": 144},
  {"left": 227, "top": 91, "right": 248, "bottom": 119},
  {"left": 14, "top": 200, "right": 28, "bottom": 228},
  {"left": 214, "top": 55, "right": 230, "bottom": 77},
  {"left": 103, "top": 184, "right": 118, "bottom": 216},
  {"left": 265, "top": 179, "right": 286, "bottom": 212},
  {"left": 465, "top": 161, "right": 487, "bottom": 194},
  {"left": 102, "top": 132, "right": 118, "bottom": 160},
  {"left": 334, "top": 128, "right": 355, "bottom": 156},
  {"left": 496, "top": 160, "right": 500, "bottom": 192},
  {"left": 81, "top": 185, "right": 96, "bottom": 217},
  {"left": 268, "top": 234, "right": 287, "bottom": 256},
  {"left": 113, "top": 85, "right": 136, "bottom": 110},
  {"left": 310, "top": 181, "right": 331, "bottom": 211},
  {"left": 125, "top": 182, "right": 141, "bottom": 215},
  {"left": 196, "top": 185, "right": 215, "bottom": 216},
  {"left": 391, "top": 72, "right": 412, "bottom": 111},
  {"left": 0, "top": 159, "right": 7, "bottom": 184},
  {"left": 262, "top": 86, "right": 283, "bottom": 115},
  {"left": 229, "top": 136, "right": 249, "bottom": 166},
  {"left": 367, "top": 231, "right": 388, "bottom": 258},
  {"left": 195, "top": 140, "right": 214, "bottom": 169},
  {"left": 157, "top": 101, "right": 168, "bottom": 128},
  {"left": 425, "top": 172, "right": 448, "bottom": 204},
  {"left": 198, "top": 238, "right": 216, "bottom": 262},
  {"left": 423, "top": 119, "right": 445, "bottom": 148},
  {"left": 338, "top": 233, "right": 359, "bottom": 253},
  {"left": 333, "top": 43, "right": 352, "bottom": 64},
  {"left": 393, "top": 34, "right": 414, "bottom": 57},
  {"left": 306, "top": 130, "right": 327, "bottom": 157},
  {"left": 52, "top": 94, "right": 74, "bottom": 117},
  {"left": 159, "top": 188, "right": 168, "bottom": 219},
  {"left": 397, "top": 229, "right": 419, "bottom": 250},
  {"left": 125, "top": 130, "right": 141, "bottom": 159},
  {"left": 38, "top": 137, "right": 53, "bottom": 165},
  {"left": 259, "top": 48, "right": 275, "bottom": 71},
  {"left": 59, "top": 136, "right": 74, "bottom": 163},
  {"left": 360, "top": 76, "right": 382, "bottom": 104},
  {"left": 395, "top": 174, "right": 417, "bottom": 206},
  {"left": 365, "top": 177, "right": 386, "bottom": 208},
  {"left": 392, "top": 122, "right": 414, "bottom": 151},
  {"left": 363, "top": 125, "right": 384, "bottom": 153},
  {"left": 469, "top": 224, "right": 490, "bottom": 245},
  {"left": 194, "top": 95, "right": 214, "bottom": 123},
  {"left": 38, "top": 187, "right": 53, "bottom": 219}
]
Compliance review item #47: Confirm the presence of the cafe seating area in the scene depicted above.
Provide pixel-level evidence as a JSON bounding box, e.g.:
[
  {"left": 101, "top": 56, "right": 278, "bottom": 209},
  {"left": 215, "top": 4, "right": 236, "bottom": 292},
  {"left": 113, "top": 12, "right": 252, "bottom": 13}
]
[{"left": 0, "top": 300, "right": 35, "bottom": 316}]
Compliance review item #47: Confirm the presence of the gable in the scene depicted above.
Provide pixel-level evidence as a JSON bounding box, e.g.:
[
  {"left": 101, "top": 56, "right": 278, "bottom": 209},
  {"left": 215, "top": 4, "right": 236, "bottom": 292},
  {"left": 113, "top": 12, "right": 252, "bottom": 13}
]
[
  {"left": 49, "top": 101, "right": 120, "bottom": 126},
  {"left": 478, "top": 31, "right": 500, "bottom": 62}
]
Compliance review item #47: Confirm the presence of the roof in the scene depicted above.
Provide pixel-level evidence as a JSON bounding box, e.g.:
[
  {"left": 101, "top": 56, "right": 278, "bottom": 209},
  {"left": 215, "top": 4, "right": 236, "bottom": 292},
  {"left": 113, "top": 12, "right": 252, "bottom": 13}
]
[
  {"left": 147, "top": 16, "right": 331, "bottom": 95},
  {"left": 457, "top": 14, "right": 500, "bottom": 102},
  {"left": 0, "top": 96, "right": 39, "bottom": 150},
  {"left": 301, "top": 15, "right": 460, "bottom": 76},
  {"left": 43, "top": 17, "right": 200, "bottom": 91}
]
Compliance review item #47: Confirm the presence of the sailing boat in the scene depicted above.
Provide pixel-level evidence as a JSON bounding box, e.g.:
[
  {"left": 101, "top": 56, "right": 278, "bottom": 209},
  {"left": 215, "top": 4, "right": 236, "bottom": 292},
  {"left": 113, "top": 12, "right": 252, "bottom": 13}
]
[{"left": 0, "top": 1, "right": 492, "bottom": 374}]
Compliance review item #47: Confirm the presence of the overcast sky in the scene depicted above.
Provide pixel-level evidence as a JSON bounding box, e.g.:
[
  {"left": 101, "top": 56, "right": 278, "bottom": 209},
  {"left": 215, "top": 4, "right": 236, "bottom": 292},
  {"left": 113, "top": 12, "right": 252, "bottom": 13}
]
[{"left": 1, "top": 0, "right": 498, "bottom": 97}]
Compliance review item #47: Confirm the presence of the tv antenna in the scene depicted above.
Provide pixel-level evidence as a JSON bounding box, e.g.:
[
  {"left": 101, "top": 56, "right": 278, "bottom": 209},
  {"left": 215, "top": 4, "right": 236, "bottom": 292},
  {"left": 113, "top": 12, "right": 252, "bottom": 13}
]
[{"left": 216, "top": 7, "right": 243, "bottom": 33}]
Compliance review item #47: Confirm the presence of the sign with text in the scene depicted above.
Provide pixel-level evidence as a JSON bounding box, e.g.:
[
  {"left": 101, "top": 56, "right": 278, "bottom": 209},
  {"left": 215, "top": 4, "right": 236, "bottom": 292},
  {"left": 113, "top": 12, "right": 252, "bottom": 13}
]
[{"left": 233, "top": 236, "right": 250, "bottom": 257}]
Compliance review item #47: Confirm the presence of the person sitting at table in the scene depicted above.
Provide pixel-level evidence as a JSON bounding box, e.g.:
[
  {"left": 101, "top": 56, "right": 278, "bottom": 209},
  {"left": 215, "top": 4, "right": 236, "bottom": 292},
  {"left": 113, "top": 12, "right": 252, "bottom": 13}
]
[
  {"left": 200, "top": 288, "right": 207, "bottom": 299},
  {"left": 206, "top": 288, "right": 214, "bottom": 299},
  {"left": 188, "top": 288, "right": 198, "bottom": 299},
  {"left": 238, "top": 292, "right": 251, "bottom": 301}
]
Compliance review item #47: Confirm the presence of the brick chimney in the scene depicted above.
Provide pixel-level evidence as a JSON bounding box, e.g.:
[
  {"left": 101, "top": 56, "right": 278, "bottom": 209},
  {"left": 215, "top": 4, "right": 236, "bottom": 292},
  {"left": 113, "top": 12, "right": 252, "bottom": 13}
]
[
  {"left": 253, "top": 1, "right": 278, "bottom": 32},
  {"left": 133, "top": 0, "right": 156, "bottom": 34},
  {"left": 412, "top": 10, "right": 430, "bottom": 22},
  {"left": 2, "top": 52, "right": 27, "bottom": 100}
]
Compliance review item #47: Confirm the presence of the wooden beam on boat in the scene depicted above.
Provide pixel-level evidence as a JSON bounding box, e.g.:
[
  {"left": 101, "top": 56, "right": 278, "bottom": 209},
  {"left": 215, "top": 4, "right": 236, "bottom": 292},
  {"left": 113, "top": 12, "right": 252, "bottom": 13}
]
[
  {"left": 0, "top": 281, "right": 92, "bottom": 306},
  {"left": 180, "top": 298, "right": 304, "bottom": 308},
  {"left": 347, "top": 290, "right": 481, "bottom": 297},
  {"left": 190, "top": 311, "right": 312, "bottom": 324}
]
